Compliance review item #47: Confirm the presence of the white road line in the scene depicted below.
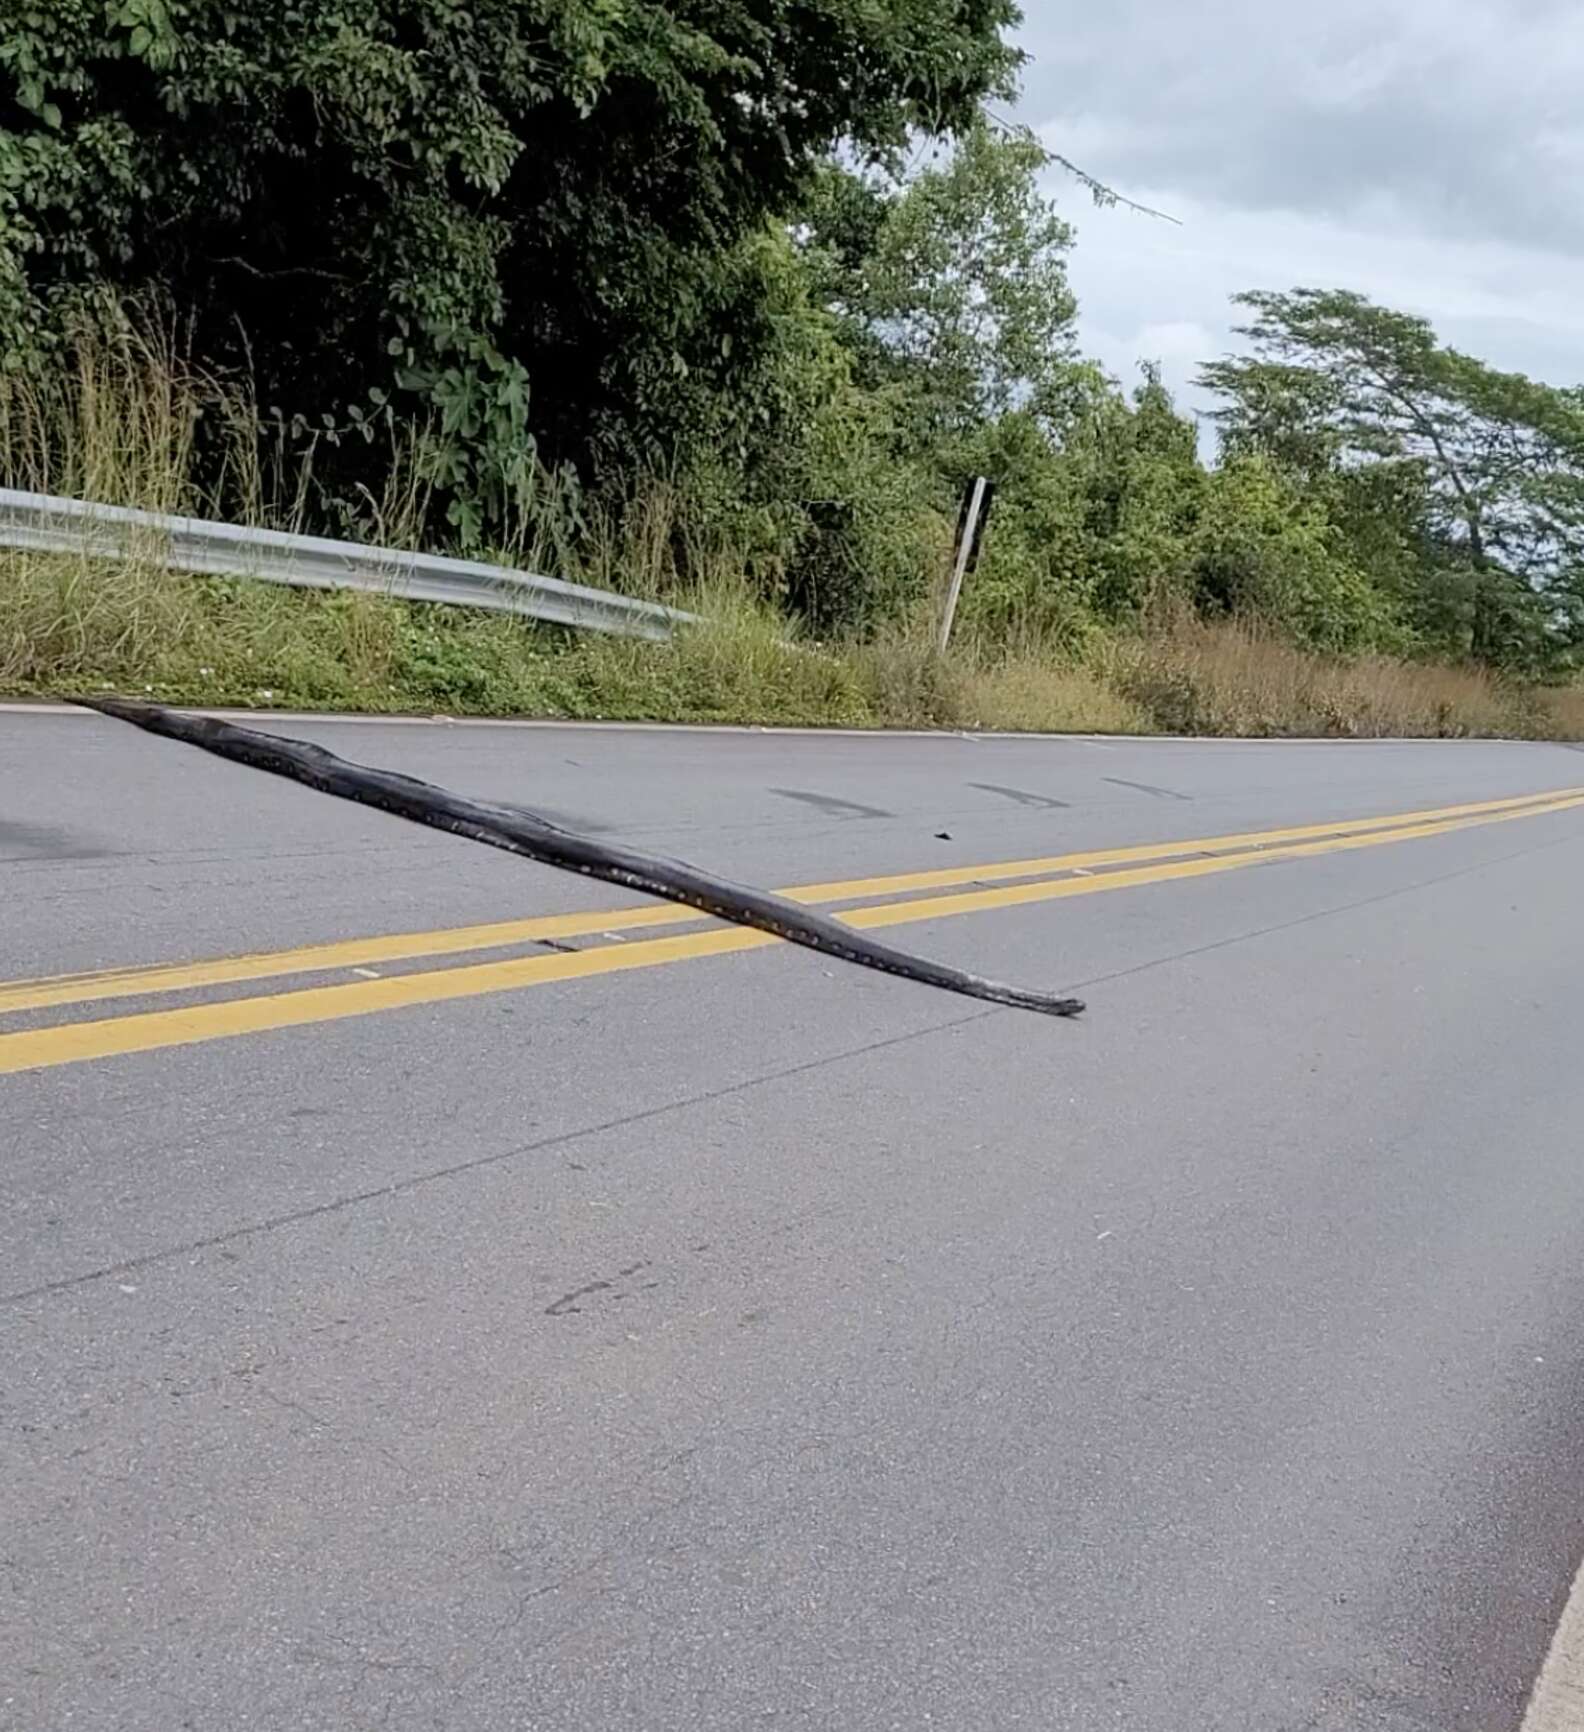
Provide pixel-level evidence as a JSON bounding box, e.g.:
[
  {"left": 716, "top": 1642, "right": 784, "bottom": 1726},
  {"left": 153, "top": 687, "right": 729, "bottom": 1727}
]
[
  {"left": 0, "top": 701, "right": 1533, "bottom": 745},
  {"left": 1522, "top": 1559, "right": 1584, "bottom": 1730},
  {"left": 0, "top": 701, "right": 1056, "bottom": 738}
]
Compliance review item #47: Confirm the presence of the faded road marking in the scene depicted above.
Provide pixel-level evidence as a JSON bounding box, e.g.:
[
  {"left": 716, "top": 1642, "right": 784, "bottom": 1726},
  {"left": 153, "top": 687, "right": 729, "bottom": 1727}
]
[
  {"left": 967, "top": 783, "right": 1070, "bottom": 810},
  {"left": 768, "top": 787, "right": 892, "bottom": 819},
  {"left": 1104, "top": 776, "right": 1192, "bottom": 801}
]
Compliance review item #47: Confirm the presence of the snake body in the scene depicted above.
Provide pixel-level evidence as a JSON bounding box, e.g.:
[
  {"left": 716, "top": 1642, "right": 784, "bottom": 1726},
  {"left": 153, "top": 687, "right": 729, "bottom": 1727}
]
[{"left": 80, "top": 697, "right": 1084, "bottom": 1019}]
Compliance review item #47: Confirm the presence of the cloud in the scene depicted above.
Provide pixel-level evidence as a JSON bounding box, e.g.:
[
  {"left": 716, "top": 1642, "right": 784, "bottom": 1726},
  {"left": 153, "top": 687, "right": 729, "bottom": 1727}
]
[
  {"left": 1008, "top": 2, "right": 1584, "bottom": 431},
  {"left": 1017, "top": 0, "right": 1584, "bottom": 256},
  {"left": 1054, "top": 187, "right": 1584, "bottom": 443}
]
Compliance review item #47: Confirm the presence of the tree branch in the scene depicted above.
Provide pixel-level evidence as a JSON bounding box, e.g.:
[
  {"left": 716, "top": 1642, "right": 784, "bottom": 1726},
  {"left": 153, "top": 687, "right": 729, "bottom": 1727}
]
[
  {"left": 210, "top": 255, "right": 352, "bottom": 285},
  {"left": 981, "top": 110, "right": 1180, "bottom": 224}
]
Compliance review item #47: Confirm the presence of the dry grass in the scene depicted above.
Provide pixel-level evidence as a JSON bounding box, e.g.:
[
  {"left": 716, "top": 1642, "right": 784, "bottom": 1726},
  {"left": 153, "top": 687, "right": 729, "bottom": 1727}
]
[
  {"left": 1107, "top": 619, "right": 1564, "bottom": 739},
  {"left": 843, "top": 631, "right": 972, "bottom": 728},
  {"left": 1528, "top": 683, "right": 1584, "bottom": 741},
  {"left": 958, "top": 655, "right": 1151, "bottom": 735},
  {"left": 844, "top": 631, "right": 1149, "bottom": 734},
  {"left": 1, "top": 311, "right": 205, "bottom": 513}
]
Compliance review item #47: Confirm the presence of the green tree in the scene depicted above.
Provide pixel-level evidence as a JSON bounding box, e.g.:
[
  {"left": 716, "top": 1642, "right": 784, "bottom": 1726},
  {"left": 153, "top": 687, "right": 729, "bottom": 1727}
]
[
  {"left": 744, "top": 117, "right": 1091, "bottom": 635},
  {"left": 1, "top": 0, "right": 1021, "bottom": 535},
  {"left": 800, "top": 120, "right": 1085, "bottom": 457},
  {"left": 1189, "top": 455, "right": 1393, "bottom": 652},
  {"left": 946, "top": 368, "right": 1204, "bottom": 641},
  {"left": 1081, "top": 365, "right": 1203, "bottom": 622},
  {"left": 1200, "top": 289, "right": 1584, "bottom": 666}
]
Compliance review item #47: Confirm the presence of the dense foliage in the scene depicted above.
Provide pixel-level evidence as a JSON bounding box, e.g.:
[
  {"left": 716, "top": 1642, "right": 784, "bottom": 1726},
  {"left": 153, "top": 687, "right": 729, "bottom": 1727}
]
[
  {"left": 2, "top": 0, "right": 1019, "bottom": 530},
  {"left": 4, "top": 3, "right": 1582, "bottom": 673},
  {"left": 1201, "top": 291, "right": 1584, "bottom": 669}
]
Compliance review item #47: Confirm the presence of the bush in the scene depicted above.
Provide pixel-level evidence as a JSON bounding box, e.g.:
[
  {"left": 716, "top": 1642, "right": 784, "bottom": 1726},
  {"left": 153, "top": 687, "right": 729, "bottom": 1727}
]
[{"left": 1189, "top": 456, "right": 1398, "bottom": 653}]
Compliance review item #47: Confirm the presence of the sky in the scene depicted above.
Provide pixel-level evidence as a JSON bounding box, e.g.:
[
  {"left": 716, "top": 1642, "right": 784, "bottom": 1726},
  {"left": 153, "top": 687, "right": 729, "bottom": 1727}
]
[{"left": 1012, "top": 0, "right": 1584, "bottom": 434}]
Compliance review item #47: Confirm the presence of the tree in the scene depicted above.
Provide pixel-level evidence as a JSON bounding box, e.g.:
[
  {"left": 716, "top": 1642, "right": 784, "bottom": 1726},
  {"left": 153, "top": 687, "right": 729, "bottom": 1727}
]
[
  {"left": 1, "top": 0, "right": 1022, "bottom": 535},
  {"left": 1199, "top": 289, "right": 1584, "bottom": 667},
  {"left": 799, "top": 120, "right": 1086, "bottom": 458},
  {"left": 1189, "top": 455, "right": 1393, "bottom": 652}
]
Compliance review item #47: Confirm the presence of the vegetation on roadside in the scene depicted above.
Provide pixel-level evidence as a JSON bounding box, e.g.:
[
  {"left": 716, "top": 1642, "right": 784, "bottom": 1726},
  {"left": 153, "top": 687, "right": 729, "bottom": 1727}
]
[
  {"left": 9, "top": 530, "right": 1582, "bottom": 740},
  {"left": 4, "top": 3, "right": 1584, "bottom": 738}
]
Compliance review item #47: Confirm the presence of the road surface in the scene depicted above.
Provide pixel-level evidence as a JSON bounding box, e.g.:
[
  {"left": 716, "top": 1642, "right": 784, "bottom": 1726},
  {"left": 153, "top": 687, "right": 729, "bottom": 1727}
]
[{"left": 6, "top": 705, "right": 1584, "bottom": 1730}]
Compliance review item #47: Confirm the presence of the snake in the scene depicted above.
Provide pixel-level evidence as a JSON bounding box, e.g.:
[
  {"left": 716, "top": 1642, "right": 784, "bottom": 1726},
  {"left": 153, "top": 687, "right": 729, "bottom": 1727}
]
[{"left": 79, "top": 697, "right": 1085, "bottom": 1019}]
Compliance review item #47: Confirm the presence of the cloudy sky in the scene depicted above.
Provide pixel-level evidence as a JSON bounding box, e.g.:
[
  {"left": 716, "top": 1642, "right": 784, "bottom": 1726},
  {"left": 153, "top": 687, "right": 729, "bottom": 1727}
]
[{"left": 1012, "top": 0, "right": 1584, "bottom": 431}]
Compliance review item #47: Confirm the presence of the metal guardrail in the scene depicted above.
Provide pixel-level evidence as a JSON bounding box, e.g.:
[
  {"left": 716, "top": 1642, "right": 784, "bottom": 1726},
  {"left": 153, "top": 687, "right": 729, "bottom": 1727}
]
[{"left": 0, "top": 488, "right": 695, "bottom": 642}]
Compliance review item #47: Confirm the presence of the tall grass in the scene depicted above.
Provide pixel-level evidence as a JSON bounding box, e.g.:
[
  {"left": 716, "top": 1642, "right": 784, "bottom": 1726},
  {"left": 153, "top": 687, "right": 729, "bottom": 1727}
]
[
  {"left": 1106, "top": 619, "right": 1568, "bottom": 739},
  {"left": 2, "top": 309, "right": 1581, "bottom": 739},
  {"left": 1, "top": 310, "right": 203, "bottom": 513}
]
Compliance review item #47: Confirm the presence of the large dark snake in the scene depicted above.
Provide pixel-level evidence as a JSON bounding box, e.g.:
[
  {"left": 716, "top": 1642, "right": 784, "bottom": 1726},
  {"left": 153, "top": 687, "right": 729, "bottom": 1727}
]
[{"left": 79, "top": 697, "right": 1085, "bottom": 1019}]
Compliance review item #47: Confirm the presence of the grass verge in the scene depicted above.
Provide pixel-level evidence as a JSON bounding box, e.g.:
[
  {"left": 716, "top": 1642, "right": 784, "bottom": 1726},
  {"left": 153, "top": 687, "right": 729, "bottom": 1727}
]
[{"left": 4, "top": 551, "right": 1581, "bottom": 738}]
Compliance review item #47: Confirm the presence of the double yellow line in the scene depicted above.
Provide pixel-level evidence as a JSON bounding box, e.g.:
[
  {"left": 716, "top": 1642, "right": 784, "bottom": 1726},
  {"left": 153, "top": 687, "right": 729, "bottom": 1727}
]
[{"left": 4, "top": 784, "right": 1581, "bottom": 1077}]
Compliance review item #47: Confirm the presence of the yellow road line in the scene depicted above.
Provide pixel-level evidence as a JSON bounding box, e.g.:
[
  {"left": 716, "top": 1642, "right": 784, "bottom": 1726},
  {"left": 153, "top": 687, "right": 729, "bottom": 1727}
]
[
  {"left": 0, "top": 904, "right": 703, "bottom": 1014},
  {"left": 846, "top": 792, "right": 1584, "bottom": 929},
  {"left": 3, "top": 784, "right": 1577, "bottom": 1017},
  {"left": 5, "top": 788, "right": 1582, "bottom": 1077}
]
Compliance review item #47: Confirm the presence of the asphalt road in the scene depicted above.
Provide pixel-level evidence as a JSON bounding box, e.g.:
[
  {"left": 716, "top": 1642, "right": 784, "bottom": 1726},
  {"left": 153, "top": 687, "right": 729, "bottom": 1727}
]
[{"left": 7, "top": 705, "right": 1584, "bottom": 1731}]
